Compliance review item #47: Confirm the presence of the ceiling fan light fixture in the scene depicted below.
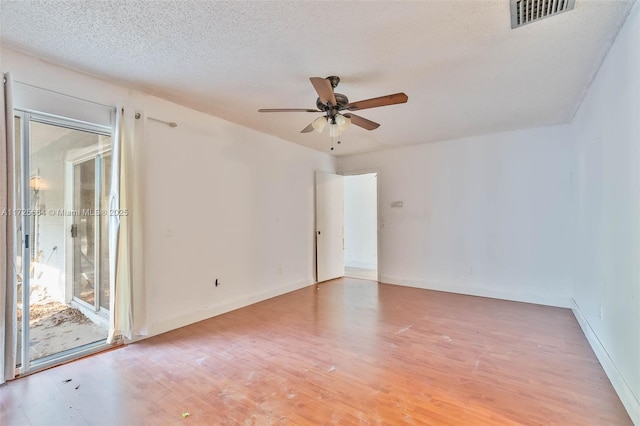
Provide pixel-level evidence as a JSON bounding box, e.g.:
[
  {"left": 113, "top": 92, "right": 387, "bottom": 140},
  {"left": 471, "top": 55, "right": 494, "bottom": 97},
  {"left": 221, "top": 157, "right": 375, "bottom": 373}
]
[
  {"left": 312, "top": 116, "right": 327, "bottom": 133},
  {"left": 258, "top": 75, "right": 408, "bottom": 150},
  {"left": 336, "top": 114, "right": 351, "bottom": 131},
  {"left": 329, "top": 122, "right": 340, "bottom": 138}
]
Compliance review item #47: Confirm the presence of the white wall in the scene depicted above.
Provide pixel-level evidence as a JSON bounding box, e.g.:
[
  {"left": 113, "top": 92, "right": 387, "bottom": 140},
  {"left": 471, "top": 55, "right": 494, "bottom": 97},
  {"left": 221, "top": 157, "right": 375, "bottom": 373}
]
[
  {"left": 2, "top": 47, "right": 336, "bottom": 337},
  {"left": 344, "top": 173, "right": 377, "bottom": 270},
  {"left": 338, "top": 125, "right": 575, "bottom": 308},
  {"left": 570, "top": 2, "right": 640, "bottom": 422}
]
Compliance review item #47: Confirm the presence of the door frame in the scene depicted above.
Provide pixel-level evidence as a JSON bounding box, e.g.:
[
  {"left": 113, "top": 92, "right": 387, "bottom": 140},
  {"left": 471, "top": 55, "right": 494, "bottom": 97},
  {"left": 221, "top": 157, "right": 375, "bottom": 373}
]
[
  {"left": 340, "top": 168, "right": 381, "bottom": 283},
  {"left": 64, "top": 144, "right": 112, "bottom": 326},
  {"left": 14, "top": 108, "right": 112, "bottom": 375}
]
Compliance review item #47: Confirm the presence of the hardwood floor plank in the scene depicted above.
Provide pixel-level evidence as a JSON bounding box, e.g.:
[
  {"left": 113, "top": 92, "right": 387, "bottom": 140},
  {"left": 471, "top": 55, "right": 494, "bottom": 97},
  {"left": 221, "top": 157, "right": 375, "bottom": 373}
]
[{"left": 0, "top": 278, "right": 632, "bottom": 425}]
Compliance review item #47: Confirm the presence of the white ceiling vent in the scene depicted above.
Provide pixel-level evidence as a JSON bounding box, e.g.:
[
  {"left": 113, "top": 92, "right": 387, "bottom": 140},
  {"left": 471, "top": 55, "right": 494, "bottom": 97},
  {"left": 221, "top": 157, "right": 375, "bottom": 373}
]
[{"left": 511, "top": 0, "right": 576, "bottom": 28}]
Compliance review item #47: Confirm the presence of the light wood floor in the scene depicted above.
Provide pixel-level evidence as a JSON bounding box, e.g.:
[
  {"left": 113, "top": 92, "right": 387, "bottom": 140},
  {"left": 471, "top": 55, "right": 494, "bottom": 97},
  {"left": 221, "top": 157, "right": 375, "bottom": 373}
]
[{"left": 0, "top": 278, "right": 632, "bottom": 425}]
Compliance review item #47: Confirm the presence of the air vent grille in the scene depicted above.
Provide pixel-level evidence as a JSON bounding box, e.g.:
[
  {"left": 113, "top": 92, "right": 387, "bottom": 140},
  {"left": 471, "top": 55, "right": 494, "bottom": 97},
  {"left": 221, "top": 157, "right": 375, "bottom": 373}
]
[{"left": 511, "top": 0, "right": 576, "bottom": 28}]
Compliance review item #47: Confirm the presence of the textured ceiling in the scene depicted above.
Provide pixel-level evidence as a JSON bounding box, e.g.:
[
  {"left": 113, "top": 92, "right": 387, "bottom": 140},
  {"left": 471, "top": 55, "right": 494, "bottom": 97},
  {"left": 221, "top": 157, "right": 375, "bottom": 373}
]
[{"left": 0, "top": 0, "right": 635, "bottom": 156}]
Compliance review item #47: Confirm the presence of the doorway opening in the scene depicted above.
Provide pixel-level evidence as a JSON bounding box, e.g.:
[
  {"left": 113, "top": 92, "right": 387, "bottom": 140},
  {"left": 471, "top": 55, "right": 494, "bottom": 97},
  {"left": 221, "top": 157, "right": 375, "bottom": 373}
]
[
  {"left": 13, "top": 111, "right": 113, "bottom": 374},
  {"left": 343, "top": 173, "right": 378, "bottom": 281}
]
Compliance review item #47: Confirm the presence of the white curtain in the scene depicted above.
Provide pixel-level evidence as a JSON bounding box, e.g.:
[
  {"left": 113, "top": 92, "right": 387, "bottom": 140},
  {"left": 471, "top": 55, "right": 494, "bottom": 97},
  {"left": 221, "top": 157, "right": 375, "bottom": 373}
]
[
  {"left": 1, "top": 72, "right": 17, "bottom": 382},
  {"left": 107, "top": 107, "right": 146, "bottom": 343}
]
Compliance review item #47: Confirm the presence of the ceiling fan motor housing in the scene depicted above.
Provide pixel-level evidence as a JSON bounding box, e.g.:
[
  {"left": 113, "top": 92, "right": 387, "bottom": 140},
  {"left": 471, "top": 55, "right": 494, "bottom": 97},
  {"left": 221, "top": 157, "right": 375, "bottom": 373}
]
[{"left": 316, "top": 93, "right": 349, "bottom": 113}]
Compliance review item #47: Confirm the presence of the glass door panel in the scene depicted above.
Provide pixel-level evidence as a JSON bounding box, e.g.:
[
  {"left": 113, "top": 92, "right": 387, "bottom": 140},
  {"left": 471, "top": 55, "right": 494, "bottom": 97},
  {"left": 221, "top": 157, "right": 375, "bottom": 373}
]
[
  {"left": 99, "top": 154, "right": 111, "bottom": 311},
  {"left": 72, "top": 159, "right": 96, "bottom": 306},
  {"left": 14, "top": 115, "right": 23, "bottom": 368},
  {"left": 20, "top": 116, "right": 111, "bottom": 366}
]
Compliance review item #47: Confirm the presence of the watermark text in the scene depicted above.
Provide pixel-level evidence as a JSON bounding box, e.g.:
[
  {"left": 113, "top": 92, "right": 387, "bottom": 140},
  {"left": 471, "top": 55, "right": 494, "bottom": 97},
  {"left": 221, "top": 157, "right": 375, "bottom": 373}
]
[{"left": 1, "top": 208, "right": 129, "bottom": 217}]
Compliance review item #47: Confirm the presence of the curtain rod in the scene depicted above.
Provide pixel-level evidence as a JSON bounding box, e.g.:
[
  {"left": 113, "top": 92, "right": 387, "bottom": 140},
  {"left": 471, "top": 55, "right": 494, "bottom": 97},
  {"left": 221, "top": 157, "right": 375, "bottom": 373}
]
[
  {"left": 14, "top": 80, "right": 115, "bottom": 110},
  {"left": 141, "top": 114, "right": 178, "bottom": 128}
]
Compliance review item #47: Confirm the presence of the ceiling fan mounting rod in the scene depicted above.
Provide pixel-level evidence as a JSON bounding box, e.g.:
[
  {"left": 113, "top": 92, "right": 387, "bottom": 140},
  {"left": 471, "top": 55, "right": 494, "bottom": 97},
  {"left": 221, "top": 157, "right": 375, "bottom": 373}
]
[{"left": 326, "top": 75, "right": 340, "bottom": 88}]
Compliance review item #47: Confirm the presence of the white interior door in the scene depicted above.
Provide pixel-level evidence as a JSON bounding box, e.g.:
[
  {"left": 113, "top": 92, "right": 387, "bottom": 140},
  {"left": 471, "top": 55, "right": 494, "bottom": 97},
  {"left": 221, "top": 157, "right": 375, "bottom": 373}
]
[{"left": 316, "top": 171, "right": 344, "bottom": 282}]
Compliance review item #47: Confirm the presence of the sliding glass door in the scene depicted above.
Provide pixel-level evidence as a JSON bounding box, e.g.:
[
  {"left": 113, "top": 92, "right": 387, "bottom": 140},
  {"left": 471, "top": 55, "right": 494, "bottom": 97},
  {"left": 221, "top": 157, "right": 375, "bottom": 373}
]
[
  {"left": 14, "top": 111, "right": 113, "bottom": 373},
  {"left": 70, "top": 151, "right": 111, "bottom": 313}
]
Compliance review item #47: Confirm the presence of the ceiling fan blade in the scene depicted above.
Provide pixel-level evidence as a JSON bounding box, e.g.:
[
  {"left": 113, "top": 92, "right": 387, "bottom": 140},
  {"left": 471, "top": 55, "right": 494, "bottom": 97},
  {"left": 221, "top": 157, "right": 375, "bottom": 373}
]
[
  {"left": 258, "top": 108, "right": 320, "bottom": 112},
  {"left": 300, "top": 122, "right": 315, "bottom": 133},
  {"left": 310, "top": 77, "right": 337, "bottom": 107},
  {"left": 344, "top": 113, "right": 380, "bottom": 131},
  {"left": 345, "top": 92, "right": 408, "bottom": 111}
]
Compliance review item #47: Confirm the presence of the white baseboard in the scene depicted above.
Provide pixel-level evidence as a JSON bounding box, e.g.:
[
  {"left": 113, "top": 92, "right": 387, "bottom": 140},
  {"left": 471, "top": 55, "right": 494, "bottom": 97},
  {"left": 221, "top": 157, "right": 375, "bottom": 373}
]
[
  {"left": 345, "top": 261, "right": 377, "bottom": 270},
  {"left": 150, "top": 278, "right": 314, "bottom": 337},
  {"left": 572, "top": 299, "right": 640, "bottom": 425},
  {"left": 379, "top": 275, "right": 572, "bottom": 308}
]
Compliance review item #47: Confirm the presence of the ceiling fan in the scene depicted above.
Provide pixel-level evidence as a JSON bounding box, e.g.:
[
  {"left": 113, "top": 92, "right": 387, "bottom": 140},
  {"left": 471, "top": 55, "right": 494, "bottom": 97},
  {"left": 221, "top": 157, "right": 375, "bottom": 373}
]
[{"left": 258, "top": 76, "right": 408, "bottom": 140}]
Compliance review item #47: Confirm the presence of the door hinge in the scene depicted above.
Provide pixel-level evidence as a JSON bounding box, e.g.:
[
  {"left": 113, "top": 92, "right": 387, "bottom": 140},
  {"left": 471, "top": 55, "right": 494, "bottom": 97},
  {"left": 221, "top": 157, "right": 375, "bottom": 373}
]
[{"left": 70, "top": 224, "right": 78, "bottom": 238}]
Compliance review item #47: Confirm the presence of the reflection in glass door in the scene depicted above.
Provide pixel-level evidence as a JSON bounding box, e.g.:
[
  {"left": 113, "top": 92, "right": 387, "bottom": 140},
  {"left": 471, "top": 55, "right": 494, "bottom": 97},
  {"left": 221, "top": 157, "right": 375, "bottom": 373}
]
[
  {"left": 14, "top": 111, "right": 113, "bottom": 373},
  {"left": 71, "top": 152, "right": 111, "bottom": 313},
  {"left": 73, "top": 159, "right": 96, "bottom": 306}
]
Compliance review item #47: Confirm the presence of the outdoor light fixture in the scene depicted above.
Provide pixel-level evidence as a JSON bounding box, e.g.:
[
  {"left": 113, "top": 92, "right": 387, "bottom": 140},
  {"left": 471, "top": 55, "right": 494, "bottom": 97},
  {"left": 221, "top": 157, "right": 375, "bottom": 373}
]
[{"left": 30, "top": 175, "right": 46, "bottom": 192}]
